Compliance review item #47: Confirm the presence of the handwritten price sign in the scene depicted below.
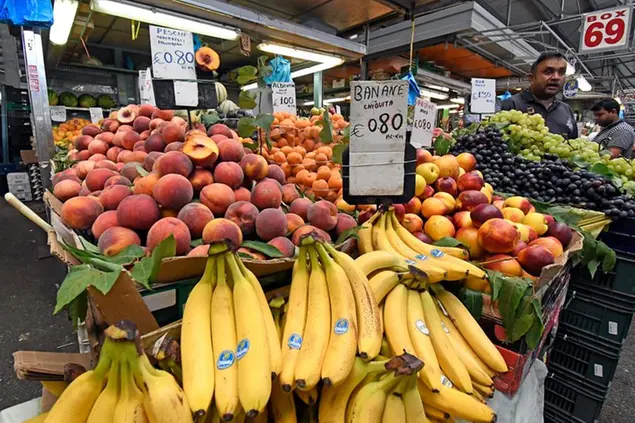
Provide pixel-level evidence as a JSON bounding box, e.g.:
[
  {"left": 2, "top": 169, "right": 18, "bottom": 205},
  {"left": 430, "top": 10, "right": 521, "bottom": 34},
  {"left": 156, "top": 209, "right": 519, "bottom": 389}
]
[
  {"left": 580, "top": 6, "right": 632, "bottom": 53},
  {"left": 149, "top": 26, "right": 196, "bottom": 80},
  {"left": 271, "top": 82, "right": 297, "bottom": 115},
  {"left": 411, "top": 97, "right": 438, "bottom": 148},
  {"left": 470, "top": 78, "right": 495, "bottom": 114}
]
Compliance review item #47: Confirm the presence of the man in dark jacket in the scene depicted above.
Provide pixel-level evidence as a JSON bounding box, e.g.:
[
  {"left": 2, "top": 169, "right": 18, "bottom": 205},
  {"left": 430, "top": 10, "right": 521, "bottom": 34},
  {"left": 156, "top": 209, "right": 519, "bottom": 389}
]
[
  {"left": 592, "top": 98, "right": 635, "bottom": 158},
  {"left": 501, "top": 52, "right": 578, "bottom": 139}
]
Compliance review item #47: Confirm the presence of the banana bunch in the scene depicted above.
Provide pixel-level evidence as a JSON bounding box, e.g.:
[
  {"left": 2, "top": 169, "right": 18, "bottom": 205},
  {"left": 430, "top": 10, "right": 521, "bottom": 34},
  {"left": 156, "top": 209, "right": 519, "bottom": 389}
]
[
  {"left": 44, "top": 320, "right": 192, "bottom": 423},
  {"left": 358, "top": 210, "right": 486, "bottom": 283}
]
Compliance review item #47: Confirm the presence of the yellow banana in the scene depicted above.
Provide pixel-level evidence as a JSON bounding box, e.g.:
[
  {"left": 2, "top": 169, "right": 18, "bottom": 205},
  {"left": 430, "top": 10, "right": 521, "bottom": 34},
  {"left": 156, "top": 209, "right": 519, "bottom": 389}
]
[
  {"left": 113, "top": 359, "right": 148, "bottom": 423},
  {"left": 227, "top": 253, "right": 271, "bottom": 418},
  {"left": 204, "top": 407, "right": 221, "bottom": 423},
  {"left": 380, "top": 337, "right": 391, "bottom": 358},
  {"left": 279, "top": 247, "right": 310, "bottom": 392},
  {"left": 473, "top": 381, "right": 495, "bottom": 398},
  {"left": 87, "top": 358, "right": 120, "bottom": 423},
  {"left": 238, "top": 259, "right": 283, "bottom": 379},
  {"left": 358, "top": 218, "right": 375, "bottom": 254},
  {"left": 251, "top": 412, "right": 268, "bottom": 423},
  {"left": 432, "top": 286, "right": 507, "bottom": 373},
  {"left": 401, "top": 376, "right": 431, "bottom": 423},
  {"left": 355, "top": 250, "right": 408, "bottom": 277},
  {"left": 383, "top": 284, "right": 417, "bottom": 358},
  {"left": 24, "top": 413, "right": 49, "bottom": 423},
  {"left": 294, "top": 248, "right": 330, "bottom": 391},
  {"left": 418, "top": 381, "right": 496, "bottom": 423},
  {"left": 269, "top": 380, "right": 297, "bottom": 423},
  {"left": 406, "top": 290, "right": 441, "bottom": 392},
  {"left": 369, "top": 270, "right": 402, "bottom": 303},
  {"left": 346, "top": 373, "right": 403, "bottom": 423},
  {"left": 294, "top": 385, "right": 319, "bottom": 405},
  {"left": 180, "top": 256, "right": 215, "bottom": 416},
  {"left": 325, "top": 243, "right": 383, "bottom": 360},
  {"left": 420, "top": 291, "right": 472, "bottom": 394},
  {"left": 424, "top": 407, "right": 450, "bottom": 421},
  {"left": 317, "top": 244, "right": 357, "bottom": 387},
  {"left": 382, "top": 390, "right": 406, "bottom": 423},
  {"left": 211, "top": 256, "right": 239, "bottom": 421},
  {"left": 40, "top": 381, "right": 67, "bottom": 397}
]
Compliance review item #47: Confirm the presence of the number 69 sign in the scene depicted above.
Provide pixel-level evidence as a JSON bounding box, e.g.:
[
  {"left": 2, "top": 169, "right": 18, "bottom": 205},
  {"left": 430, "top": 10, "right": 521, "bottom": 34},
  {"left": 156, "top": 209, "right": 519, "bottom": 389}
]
[{"left": 579, "top": 6, "right": 632, "bottom": 53}]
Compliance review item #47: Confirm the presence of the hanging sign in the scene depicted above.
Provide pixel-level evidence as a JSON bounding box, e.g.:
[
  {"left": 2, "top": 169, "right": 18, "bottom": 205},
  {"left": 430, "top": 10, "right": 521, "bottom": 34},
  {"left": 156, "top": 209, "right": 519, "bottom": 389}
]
[
  {"left": 240, "top": 34, "right": 251, "bottom": 56},
  {"left": 579, "top": 6, "right": 632, "bottom": 53},
  {"left": 411, "top": 97, "right": 438, "bottom": 148},
  {"left": 349, "top": 80, "right": 408, "bottom": 196},
  {"left": 149, "top": 25, "right": 196, "bottom": 80},
  {"left": 89, "top": 107, "right": 103, "bottom": 124},
  {"left": 50, "top": 106, "right": 66, "bottom": 122},
  {"left": 138, "top": 69, "right": 156, "bottom": 106},
  {"left": 470, "top": 78, "right": 496, "bottom": 114},
  {"left": 563, "top": 80, "right": 578, "bottom": 99},
  {"left": 271, "top": 82, "right": 297, "bottom": 115},
  {"left": 173, "top": 81, "right": 199, "bottom": 107}
]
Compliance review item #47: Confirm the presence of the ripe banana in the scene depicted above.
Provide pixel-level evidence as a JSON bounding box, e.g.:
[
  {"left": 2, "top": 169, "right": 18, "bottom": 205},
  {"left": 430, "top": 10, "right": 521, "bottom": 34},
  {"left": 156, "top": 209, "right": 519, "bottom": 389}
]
[
  {"left": 294, "top": 248, "right": 330, "bottom": 391},
  {"left": 424, "top": 407, "right": 450, "bottom": 421},
  {"left": 40, "top": 381, "right": 67, "bottom": 398},
  {"left": 294, "top": 385, "right": 319, "bottom": 405},
  {"left": 24, "top": 413, "right": 48, "bottom": 423},
  {"left": 317, "top": 244, "right": 357, "bottom": 387},
  {"left": 406, "top": 289, "right": 441, "bottom": 392},
  {"left": 418, "top": 381, "right": 496, "bottom": 423},
  {"left": 420, "top": 291, "right": 472, "bottom": 394},
  {"left": 473, "top": 381, "right": 495, "bottom": 398},
  {"left": 432, "top": 286, "right": 507, "bottom": 373},
  {"left": 325, "top": 243, "right": 383, "bottom": 360},
  {"left": 355, "top": 250, "right": 408, "bottom": 277},
  {"left": 280, "top": 247, "right": 310, "bottom": 391},
  {"left": 369, "top": 270, "right": 402, "bottom": 303},
  {"left": 346, "top": 373, "right": 403, "bottom": 423},
  {"left": 269, "top": 381, "right": 297, "bottom": 423},
  {"left": 227, "top": 253, "right": 271, "bottom": 418},
  {"left": 180, "top": 256, "right": 216, "bottom": 416},
  {"left": 401, "top": 376, "right": 431, "bottom": 423},
  {"left": 113, "top": 359, "right": 148, "bottom": 423},
  {"left": 211, "top": 256, "right": 239, "bottom": 421},
  {"left": 383, "top": 284, "right": 417, "bottom": 358},
  {"left": 358, "top": 218, "right": 375, "bottom": 254},
  {"left": 382, "top": 390, "right": 406, "bottom": 423},
  {"left": 86, "top": 357, "right": 120, "bottom": 423}
]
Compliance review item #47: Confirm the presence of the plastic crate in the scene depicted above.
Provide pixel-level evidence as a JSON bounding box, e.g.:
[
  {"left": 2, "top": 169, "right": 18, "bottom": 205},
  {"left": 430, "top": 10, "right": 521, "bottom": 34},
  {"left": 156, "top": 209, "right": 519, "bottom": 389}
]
[
  {"left": 559, "top": 288, "right": 634, "bottom": 347},
  {"left": 607, "top": 217, "right": 635, "bottom": 235},
  {"left": 548, "top": 331, "right": 621, "bottom": 390},
  {"left": 571, "top": 254, "right": 635, "bottom": 299},
  {"left": 599, "top": 231, "right": 635, "bottom": 254},
  {"left": 544, "top": 372, "right": 608, "bottom": 423}
]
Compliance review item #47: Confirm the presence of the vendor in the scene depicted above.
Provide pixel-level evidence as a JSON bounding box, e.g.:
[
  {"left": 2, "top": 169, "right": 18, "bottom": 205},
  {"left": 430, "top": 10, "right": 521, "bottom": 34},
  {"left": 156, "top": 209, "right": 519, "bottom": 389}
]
[
  {"left": 591, "top": 98, "right": 635, "bottom": 159},
  {"left": 501, "top": 52, "right": 578, "bottom": 139}
]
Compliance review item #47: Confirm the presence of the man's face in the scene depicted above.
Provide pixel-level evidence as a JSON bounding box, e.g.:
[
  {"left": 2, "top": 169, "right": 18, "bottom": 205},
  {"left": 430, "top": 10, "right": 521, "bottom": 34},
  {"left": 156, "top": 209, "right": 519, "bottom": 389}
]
[
  {"left": 594, "top": 108, "right": 617, "bottom": 127},
  {"left": 529, "top": 58, "right": 567, "bottom": 99}
]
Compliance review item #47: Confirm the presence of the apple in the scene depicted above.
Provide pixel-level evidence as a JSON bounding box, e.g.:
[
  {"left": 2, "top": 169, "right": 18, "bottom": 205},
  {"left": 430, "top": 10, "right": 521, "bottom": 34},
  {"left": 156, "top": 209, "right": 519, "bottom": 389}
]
[
  {"left": 417, "top": 163, "right": 440, "bottom": 184},
  {"left": 523, "top": 212, "right": 548, "bottom": 235}
]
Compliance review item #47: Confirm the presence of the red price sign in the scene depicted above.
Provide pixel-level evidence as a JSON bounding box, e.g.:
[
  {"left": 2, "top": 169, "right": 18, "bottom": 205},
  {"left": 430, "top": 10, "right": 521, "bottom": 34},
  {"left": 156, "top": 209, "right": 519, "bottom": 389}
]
[{"left": 580, "top": 6, "right": 632, "bottom": 53}]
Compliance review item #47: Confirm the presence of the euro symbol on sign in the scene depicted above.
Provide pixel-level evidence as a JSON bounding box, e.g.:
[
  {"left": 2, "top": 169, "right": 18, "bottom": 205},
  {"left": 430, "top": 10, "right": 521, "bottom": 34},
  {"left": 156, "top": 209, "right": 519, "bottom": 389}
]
[{"left": 351, "top": 124, "right": 364, "bottom": 137}]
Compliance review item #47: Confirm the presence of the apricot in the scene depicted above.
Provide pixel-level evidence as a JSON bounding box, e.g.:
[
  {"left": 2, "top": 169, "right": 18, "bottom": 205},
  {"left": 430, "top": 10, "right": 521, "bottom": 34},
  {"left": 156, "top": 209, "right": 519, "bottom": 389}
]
[
  {"left": 225, "top": 201, "right": 259, "bottom": 235},
  {"left": 255, "top": 208, "right": 288, "bottom": 241},
  {"left": 187, "top": 244, "right": 210, "bottom": 257},
  {"left": 91, "top": 210, "right": 119, "bottom": 239},
  {"left": 251, "top": 180, "right": 282, "bottom": 210},
  {"left": 240, "top": 154, "right": 269, "bottom": 181},
  {"left": 61, "top": 196, "right": 104, "bottom": 230},
  {"left": 155, "top": 151, "right": 193, "bottom": 177},
  {"left": 202, "top": 218, "right": 243, "bottom": 248},
  {"left": 152, "top": 174, "right": 193, "bottom": 209},
  {"left": 133, "top": 172, "right": 160, "bottom": 196},
  {"left": 268, "top": 236, "right": 295, "bottom": 258},
  {"left": 234, "top": 187, "right": 251, "bottom": 202},
  {"left": 290, "top": 197, "right": 312, "bottom": 221},
  {"left": 214, "top": 162, "right": 244, "bottom": 189},
  {"left": 98, "top": 226, "right": 142, "bottom": 256},
  {"left": 424, "top": 215, "right": 455, "bottom": 241},
  {"left": 335, "top": 213, "right": 357, "bottom": 236},
  {"left": 146, "top": 217, "right": 191, "bottom": 255},
  {"left": 200, "top": 183, "right": 235, "bottom": 216},
  {"left": 99, "top": 185, "right": 132, "bottom": 210},
  {"left": 144, "top": 151, "right": 164, "bottom": 172},
  {"left": 116, "top": 194, "right": 160, "bottom": 230},
  {"left": 144, "top": 134, "right": 166, "bottom": 153},
  {"left": 307, "top": 200, "right": 338, "bottom": 231}
]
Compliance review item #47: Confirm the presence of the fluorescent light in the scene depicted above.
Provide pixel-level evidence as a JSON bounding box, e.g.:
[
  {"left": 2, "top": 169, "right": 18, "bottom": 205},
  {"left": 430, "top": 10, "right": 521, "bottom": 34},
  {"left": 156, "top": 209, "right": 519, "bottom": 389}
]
[
  {"left": 258, "top": 43, "right": 343, "bottom": 66},
  {"left": 324, "top": 96, "right": 350, "bottom": 104},
  {"left": 303, "top": 101, "right": 315, "bottom": 106},
  {"left": 577, "top": 75, "right": 592, "bottom": 92},
  {"left": 615, "top": 97, "right": 623, "bottom": 105},
  {"left": 419, "top": 89, "right": 448, "bottom": 100},
  {"left": 90, "top": 0, "right": 239, "bottom": 40},
  {"left": 50, "top": 0, "right": 79, "bottom": 45},
  {"left": 438, "top": 104, "right": 460, "bottom": 109},
  {"left": 450, "top": 98, "right": 465, "bottom": 104},
  {"left": 566, "top": 62, "right": 576, "bottom": 76},
  {"left": 424, "top": 84, "right": 449, "bottom": 93},
  {"left": 449, "top": 110, "right": 458, "bottom": 114}
]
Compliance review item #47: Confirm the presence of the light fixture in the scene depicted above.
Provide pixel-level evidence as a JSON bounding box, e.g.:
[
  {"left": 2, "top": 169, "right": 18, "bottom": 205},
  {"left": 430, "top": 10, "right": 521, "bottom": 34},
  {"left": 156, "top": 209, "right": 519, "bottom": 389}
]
[
  {"left": 450, "top": 98, "right": 465, "bottom": 104},
  {"left": 615, "top": 97, "right": 623, "bottom": 105},
  {"left": 424, "top": 84, "right": 450, "bottom": 93},
  {"left": 419, "top": 89, "right": 448, "bottom": 100},
  {"left": 437, "top": 104, "right": 460, "bottom": 109},
  {"left": 324, "top": 96, "right": 350, "bottom": 104},
  {"left": 90, "top": 0, "right": 239, "bottom": 40},
  {"left": 566, "top": 62, "right": 576, "bottom": 76},
  {"left": 577, "top": 75, "right": 592, "bottom": 92},
  {"left": 50, "top": 0, "right": 79, "bottom": 45}
]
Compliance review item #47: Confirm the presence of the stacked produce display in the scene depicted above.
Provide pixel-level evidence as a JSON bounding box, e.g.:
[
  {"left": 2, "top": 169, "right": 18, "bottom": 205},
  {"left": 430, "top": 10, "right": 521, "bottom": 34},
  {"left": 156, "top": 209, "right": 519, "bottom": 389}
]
[{"left": 53, "top": 118, "right": 93, "bottom": 148}]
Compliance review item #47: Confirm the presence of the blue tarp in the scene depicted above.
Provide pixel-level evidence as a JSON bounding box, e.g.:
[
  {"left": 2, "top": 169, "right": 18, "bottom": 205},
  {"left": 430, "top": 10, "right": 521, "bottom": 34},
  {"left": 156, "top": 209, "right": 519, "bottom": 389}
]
[
  {"left": 0, "top": 0, "right": 53, "bottom": 27},
  {"left": 264, "top": 55, "right": 292, "bottom": 84}
]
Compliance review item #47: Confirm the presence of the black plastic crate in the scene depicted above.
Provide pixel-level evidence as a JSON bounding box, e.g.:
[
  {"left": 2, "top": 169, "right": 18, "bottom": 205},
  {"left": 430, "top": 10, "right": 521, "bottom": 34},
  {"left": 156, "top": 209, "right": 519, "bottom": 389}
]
[
  {"left": 571, "top": 256, "right": 635, "bottom": 300},
  {"left": 599, "top": 231, "right": 635, "bottom": 255},
  {"left": 548, "top": 331, "right": 621, "bottom": 389},
  {"left": 559, "top": 288, "right": 634, "bottom": 346},
  {"left": 544, "top": 372, "right": 608, "bottom": 423},
  {"left": 607, "top": 217, "right": 635, "bottom": 235}
]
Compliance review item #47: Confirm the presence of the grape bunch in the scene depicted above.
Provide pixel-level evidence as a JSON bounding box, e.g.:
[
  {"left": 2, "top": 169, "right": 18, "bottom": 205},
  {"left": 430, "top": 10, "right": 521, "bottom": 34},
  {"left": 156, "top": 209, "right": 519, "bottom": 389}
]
[{"left": 451, "top": 127, "right": 635, "bottom": 218}]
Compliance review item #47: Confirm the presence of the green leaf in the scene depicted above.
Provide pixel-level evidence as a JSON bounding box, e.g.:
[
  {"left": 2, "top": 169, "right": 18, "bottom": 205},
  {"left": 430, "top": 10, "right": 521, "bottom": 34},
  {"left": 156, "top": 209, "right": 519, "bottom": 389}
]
[
  {"left": 434, "top": 135, "right": 452, "bottom": 155},
  {"left": 588, "top": 260, "right": 600, "bottom": 279},
  {"left": 201, "top": 111, "right": 220, "bottom": 127},
  {"left": 134, "top": 164, "right": 149, "bottom": 177},
  {"left": 241, "top": 240, "right": 284, "bottom": 258},
  {"left": 257, "top": 56, "right": 272, "bottom": 79},
  {"left": 107, "top": 244, "right": 146, "bottom": 266},
  {"left": 318, "top": 110, "right": 334, "bottom": 143},
  {"left": 341, "top": 125, "right": 350, "bottom": 144},
  {"left": 485, "top": 270, "right": 505, "bottom": 301},
  {"left": 602, "top": 247, "right": 617, "bottom": 272},
  {"left": 590, "top": 162, "right": 612, "bottom": 176},
  {"left": 459, "top": 288, "right": 483, "bottom": 320},
  {"left": 237, "top": 117, "right": 257, "bottom": 138},
  {"left": 54, "top": 264, "right": 120, "bottom": 314},
  {"left": 497, "top": 277, "right": 529, "bottom": 334},
  {"left": 238, "top": 90, "right": 257, "bottom": 110},
  {"left": 79, "top": 236, "right": 100, "bottom": 254},
  {"left": 191, "top": 238, "right": 203, "bottom": 247},
  {"left": 433, "top": 237, "right": 468, "bottom": 249},
  {"left": 580, "top": 229, "right": 597, "bottom": 266},
  {"left": 525, "top": 313, "right": 544, "bottom": 350},
  {"left": 238, "top": 65, "right": 258, "bottom": 77},
  {"left": 335, "top": 226, "right": 361, "bottom": 246},
  {"left": 255, "top": 113, "right": 275, "bottom": 150},
  {"left": 509, "top": 296, "right": 535, "bottom": 343},
  {"left": 571, "top": 156, "right": 589, "bottom": 169},
  {"left": 67, "top": 291, "right": 88, "bottom": 331},
  {"left": 130, "top": 235, "right": 176, "bottom": 287},
  {"left": 332, "top": 144, "right": 347, "bottom": 165}
]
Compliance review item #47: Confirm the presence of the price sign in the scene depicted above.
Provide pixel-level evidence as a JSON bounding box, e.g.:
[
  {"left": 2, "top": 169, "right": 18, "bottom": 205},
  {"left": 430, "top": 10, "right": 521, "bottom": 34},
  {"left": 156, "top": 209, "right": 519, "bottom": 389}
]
[
  {"left": 149, "top": 25, "right": 196, "bottom": 80},
  {"left": 580, "top": 6, "right": 632, "bottom": 53},
  {"left": 271, "top": 82, "right": 297, "bottom": 115},
  {"left": 138, "top": 69, "right": 156, "bottom": 106},
  {"left": 349, "top": 80, "right": 408, "bottom": 196},
  {"left": 470, "top": 78, "right": 495, "bottom": 114},
  {"left": 411, "top": 97, "right": 438, "bottom": 148},
  {"left": 50, "top": 106, "right": 66, "bottom": 122},
  {"left": 173, "top": 81, "right": 199, "bottom": 107},
  {"left": 89, "top": 107, "right": 103, "bottom": 124}
]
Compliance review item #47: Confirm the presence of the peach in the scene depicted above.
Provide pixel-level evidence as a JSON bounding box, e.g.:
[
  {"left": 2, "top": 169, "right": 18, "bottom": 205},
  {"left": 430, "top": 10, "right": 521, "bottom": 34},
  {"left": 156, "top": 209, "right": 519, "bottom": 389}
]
[
  {"left": 53, "top": 179, "right": 82, "bottom": 201},
  {"left": 512, "top": 241, "right": 528, "bottom": 256},
  {"left": 106, "top": 147, "right": 122, "bottom": 162},
  {"left": 120, "top": 162, "right": 142, "bottom": 182},
  {"left": 402, "top": 213, "right": 424, "bottom": 234},
  {"left": 144, "top": 151, "right": 164, "bottom": 172},
  {"left": 544, "top": 215, "right": 555, "bottom": 225},
  {"left": 140, "top": 130, "right": 151, "bottom": 141},
  {"left": 234, "top": 187, "right": 251, "bottom": 202},
  {"left": 160, "top": 123, "right": 185, "bottom": 144},
  {"left": 188, "top": 169, "right": 213, "bottom": 192},
  {"left": 433, "top": 192, "right": 456, "bottom": 212},
  {"left": 433, "top": 155, "right": 460, "bottom": 179},
  {"left": 493, "top": 200, "right": 505, "bottom": 211},
  {"left": 523, "top": 212, "right": 548, "bottom": 236},
  {"left": 290, "top": 198, "right": 312, "bottom": 221},
  {"left": 251, "top": 180, "right": 282, "bottom": 210},
  {"left": 477, "top": 218, "right": 520, "bottom": 253},
  {"left": 202, "top": 218, "right": 243, "bottom": 248},
  {"left": 61, "top": 196, "right": 104, "bottom": 229},
  {"left": 414, "top": 231, "right": 434, "bottom": 244},
  {"left": 237, "top": 247, "right": 266, "bottom": 260},
  {"left": 116, "top": 194, "right": 160, "bottom": 230},
  {"left": 393, "top": 204, "right": 406, "bottom": 222},
  {"left": 149, "top": 118, "right": 164, "bottom": 131},
  {"left": 456, "top": 190, "right": 489, "bottom": 211},
  {"left": 187, "top": 244, "right": 210, "bottom": 257},
  {"left": 151, "top": 109, "right": 174, "bottom": 121},
  {"left": 171, "top": 116, "right": 187, "bottom": 127},
  {"left": 98, "top": 226, "right": 142, "bottom": 256},
  {"left": 144, "top": 133, "right": 166, "bottom": 153},
  {"left": 470, "top": 204, "right": 503, "bottom": 228},
  {"left": 161, "top": 208, "right": 179, "bottom": 218},
  {"left": 94, "top": 160, "right": 118, "bottom": 172},
  {"left": 119, "top": 131, "right": 140, "bottom": 150},
  {"left": 335, "top": 213, "right": 357, "bottom": 236},
  {"left": 74, "top": 135, "right": 93, "bottom": 151},
  {"left": 502, "top": 207, "right": 525, "bottom": 223},
  {"left": 200, "top": 183, "right": 235, "bottom": 216},
  {"left": 417, "top": 163, "right": 440, "bottom": 185},
  {"left": 455, "top": 227, "right": 485, "bottom": 259},
  {"left": 240, "top": 154, "right": 269, "bottom": 181},
  {"left": 88, "top": 140, "right": 109, "bottom": 156},
  {"left": 101, "top": 118, "right": 120, "bottom": 133},
  {"left": 268, "top": 236, "right": 295, "bottom": 258},
  {"left": 405, "top": 197, "right": 422, "bottom": 215},
  {"left": 152, "top": 174, "right": 193, "bottom": 209},
  {"left": 211, "top": 134, "right": 229, "bottom": 144},
  {"left": 218, "top": 139, "right": 245, "bottom": 162},
  {"left": 117, "top": 150, "right": 134, "bottom": 163},
  {"left": 457, "top": 172, "right": 484, "bottom": 192},
  {"left": 133, "top": 116, "right": 151, "bottom": 132},
  {"left": 85, "top": 168, "right": 117, "bottom": 192},
  {"left": 529, "top": 237, "right": 563, "bottom": 259},
  {"left": 89, "top": 154, "right": 107, "bottom": 162},
  {"left": 139, "top": 104, "right": 156, "bottom": 118},
  {"left": 133, "top": 140, "right": 145, "bottom": 151},
  {"left": 133, "top": 172, "right": 160, "bottom": 196},
  {"left": 280, "top": 184, "right": 299, "bottom": 205},
  {"left": 77, "top": 150, "right": 91, "bottom": 161},
  {"left": 546, "top": 222, "right": 572, "bottom": 247},
  {"left": 255, "top": 208, "right": 288, "bottom": 241},
  {"left": 481, "top": 187, "right": 492, "bottom": 203},
  {"left": 511, "top": 223, "right": 538, "bottom": 243},
  {"left": 517, "top": 245, "right": 554, "bottom": 276},
  {"left": 155, "top": 151, "right": 193, "bottom": 177},
  {"left": 82, "top": 125, "right": 101, "bottom": 137},
  {"left": 99, "top": 184, "right": 132, "bottom": 210},
  {"left": 182, "top": 135, "right": 219, "bottom": 168},
  {"left": 126, "top": 151, "right": 148, "bottom": 164},
  {"left": 483, "top": 254, "right": 523, "bottom": 277},
  {"left": 503, "top": 196, "right": 532, "bottom": 214},
  {"left": 79, "top": 183, "right": 90, "bottom": 196},
  {"left": 456, "top": 152, "right": 477, "bottom": 172},
  {"left": 91, "top": 210, "right": 119, "bottom": 239},
  {"left": 421, "top": 197, "right": 447, "bottom": 218},
  {"left": 164, "top": 142, "right": 183, "bottom": 152},
  {"left": 291, "top": 224, "right": 331, "bottom": 246},
  {"left": 435, "top": 177, "right": 458, "bottom": 197},
  {"left": 424, "top": 215, "right": 455, "bottom": 241},
  {"left": 175, "top": 203, "right": 214, "bottom": 239},
  {"left": 117, "top": 106, "right": 137, "bottom": 124},
  {"left": 52, "top": 169, "right": 80, "bottom": 186},
  {"left": 453, "top": 211, "right": 473, "bottom": 229},
  {"left": 307, "top": 200, "right": 338, "bottom": 231},
  {"left": 146, "top": 217, "right": 191, "bottom": 255},
  {"left": 267, "top": 165, "right": 286, "bottom": 185},
  {"left": 74, "top": 160, "right": 96, "bottom": 179},
  {"left": 224, "top": 201, "right": 258, "bottom": 235},
  {"left": 208, "top": 123, "right": 232, "bottom": 138},
  {"left": 214, "top": 162, "right": 244, "bottom": 189},
  {"left": 286, "top": 213, "right": 305, "bottom": 234}
]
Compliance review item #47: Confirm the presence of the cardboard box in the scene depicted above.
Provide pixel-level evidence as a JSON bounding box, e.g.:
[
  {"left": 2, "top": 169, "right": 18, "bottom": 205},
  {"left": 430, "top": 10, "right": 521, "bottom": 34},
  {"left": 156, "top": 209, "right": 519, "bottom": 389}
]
[{"left": 13, "top": 351, "right": 93, "bottom": 381}]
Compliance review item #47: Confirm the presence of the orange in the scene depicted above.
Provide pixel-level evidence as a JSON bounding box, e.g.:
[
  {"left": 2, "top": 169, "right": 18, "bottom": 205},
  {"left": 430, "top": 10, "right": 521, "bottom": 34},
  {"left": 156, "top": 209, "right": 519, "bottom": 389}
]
[
  {"left": 295, "top": 169, "right": 310, "bottom": 185},
  {"left": 287, "top": 152, "right": 303, "bottom": 165},
  {"left": 317, "top": 166, "right": 331, "bottom": 181},
  {"left": 312, "top": 179, "right": 329, "bottom": 198},
  {"left": 305, "top": 172, "right": 318, "bottom": 187},
  {"left": 328, "top": 175, "right": 342, "bottom": 191},
  {"left": 272, "top": 151, "right": 286, "bottom": 164}
]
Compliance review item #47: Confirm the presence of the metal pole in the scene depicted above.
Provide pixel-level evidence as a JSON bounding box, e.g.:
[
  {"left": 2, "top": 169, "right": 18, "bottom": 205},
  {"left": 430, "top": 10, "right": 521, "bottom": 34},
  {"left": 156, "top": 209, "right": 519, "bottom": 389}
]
[
  {"left": 506, "top": 0, "right": 512, "bottom": 26},
  {"left": 1, "top": 84, "right": 8, "bottom": 165},
  {"left": 560, "top": 0, "right": 565, "bottom": 18},
  {"left": 313, "top": 71, "right": 323, "bottom": 108}
]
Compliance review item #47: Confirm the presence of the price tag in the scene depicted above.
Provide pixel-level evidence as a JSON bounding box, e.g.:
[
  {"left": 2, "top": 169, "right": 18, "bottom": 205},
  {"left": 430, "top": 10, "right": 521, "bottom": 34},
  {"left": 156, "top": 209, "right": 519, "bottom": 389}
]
[
  {"left": 336, "top": 105, "right": 342, "bottom": 115},
  {"left": 349, "top": 80, "right": 408, "bottom": 196},
  {"left": 139, "top": 69, "right": 156, "bottom": 106},
  {"left": 470, "top": 78, "right": 496, "bottom": 114},
  {"left": 89, "top": 107, "right": 103, "bottom": 124},
  {"left": 149, "top": 25, "right": 196, "bottom": 80},
  {"left": 173, "top": 81, "right": 199, "bottom": 107},
  {"left": 50, "top": 106, "right": 66, "bottom": 122},
  {"left": 580, "top": 6, "right": 632, "bottom": 53},
  {"left": 271, "top": 82, "right": 297, "bottom": 115},
  {"left": 411, "top": 97, "right": 437, "bottom": 148}
]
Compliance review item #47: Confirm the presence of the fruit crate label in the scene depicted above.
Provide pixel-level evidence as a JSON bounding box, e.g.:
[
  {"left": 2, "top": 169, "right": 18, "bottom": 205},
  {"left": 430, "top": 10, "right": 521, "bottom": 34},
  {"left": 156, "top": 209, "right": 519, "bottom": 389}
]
[
  {"left": 470, "top": 78, "right": 495, "bottom": 114},
  {"left": 411, "top": 97, "right": 437, "bottom": 148},
  {"left": 349, "top": 80, "right": 408, "bottom": 196},
  {"left": 89, "top": 107, "right": 103, "bottom": 124},
  {"left": 271, "top": 82, "right": 297, "bottom": 116},
  {"left": 594, "top": 364, "right": 604, "bottom": 378},
  {"left": 50, "top": 106, "right": 66, "bottom": 122},
  {"left": 608, "top": 321, "right": 618, "bottom": 335},
  {"left": 149, "top": 25, "right": 196, "bottom": 81},
  {"left": 173, "top": 81, "right": 199, "bottom": 107}
]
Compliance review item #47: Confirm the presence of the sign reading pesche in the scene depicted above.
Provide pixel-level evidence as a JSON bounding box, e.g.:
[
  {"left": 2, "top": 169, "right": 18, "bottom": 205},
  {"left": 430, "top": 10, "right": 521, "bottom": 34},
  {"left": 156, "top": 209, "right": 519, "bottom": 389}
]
[{"left": 579, "top": 6, "right": 632, "bottom": 53}]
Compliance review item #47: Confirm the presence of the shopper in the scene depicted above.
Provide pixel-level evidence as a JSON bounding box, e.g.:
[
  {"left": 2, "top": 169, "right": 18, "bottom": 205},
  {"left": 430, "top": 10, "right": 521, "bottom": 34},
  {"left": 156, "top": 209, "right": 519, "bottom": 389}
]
[
  {"left": 591, "top": 98, "right": 635, "bottom": 159},
  {"left": 501, "top": 52, "right": 578, "bottom": 139}
]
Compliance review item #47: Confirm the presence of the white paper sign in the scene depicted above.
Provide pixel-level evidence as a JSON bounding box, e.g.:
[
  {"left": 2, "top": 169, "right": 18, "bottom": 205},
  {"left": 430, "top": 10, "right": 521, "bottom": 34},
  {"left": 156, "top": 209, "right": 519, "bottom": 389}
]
[
  {"left": 89, "top": 107, "right": 103, "bottom": 124},
  {"left": 173, "top": 81, "right": 199, "bottom": 107},
  {"left": 470, "top": 78, "right": 496, "bottom": 113},
  {"left": 411, "top": 97, "right": 438, "bottom": 148},
  {"left": 50, "top": 106, "right": 66, "bottom": 122},
  {"left": 138, "top": 69, "right": 156, "bottom": 106},
  {"left": 149, "top": 25, "right": 196, "bottom": 80},
  {"left": 271, "top": 82, "right": 297, "bottom": 115},
  {"left": 349, "top": 80, "right": 408, "bottom": 196}
]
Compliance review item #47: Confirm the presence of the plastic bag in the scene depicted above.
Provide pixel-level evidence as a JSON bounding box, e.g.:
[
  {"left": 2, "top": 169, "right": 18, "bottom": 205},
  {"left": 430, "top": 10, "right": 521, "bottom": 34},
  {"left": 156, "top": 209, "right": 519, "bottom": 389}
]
[
  {"left": 0, "top": 0, "right": 53, "bottom": 27},
  {"left": 401, "top": 71, "right": 420, "bottom": 106},
  {"left": 265, "top": 55, "right": 292, "bottom": 84}
]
